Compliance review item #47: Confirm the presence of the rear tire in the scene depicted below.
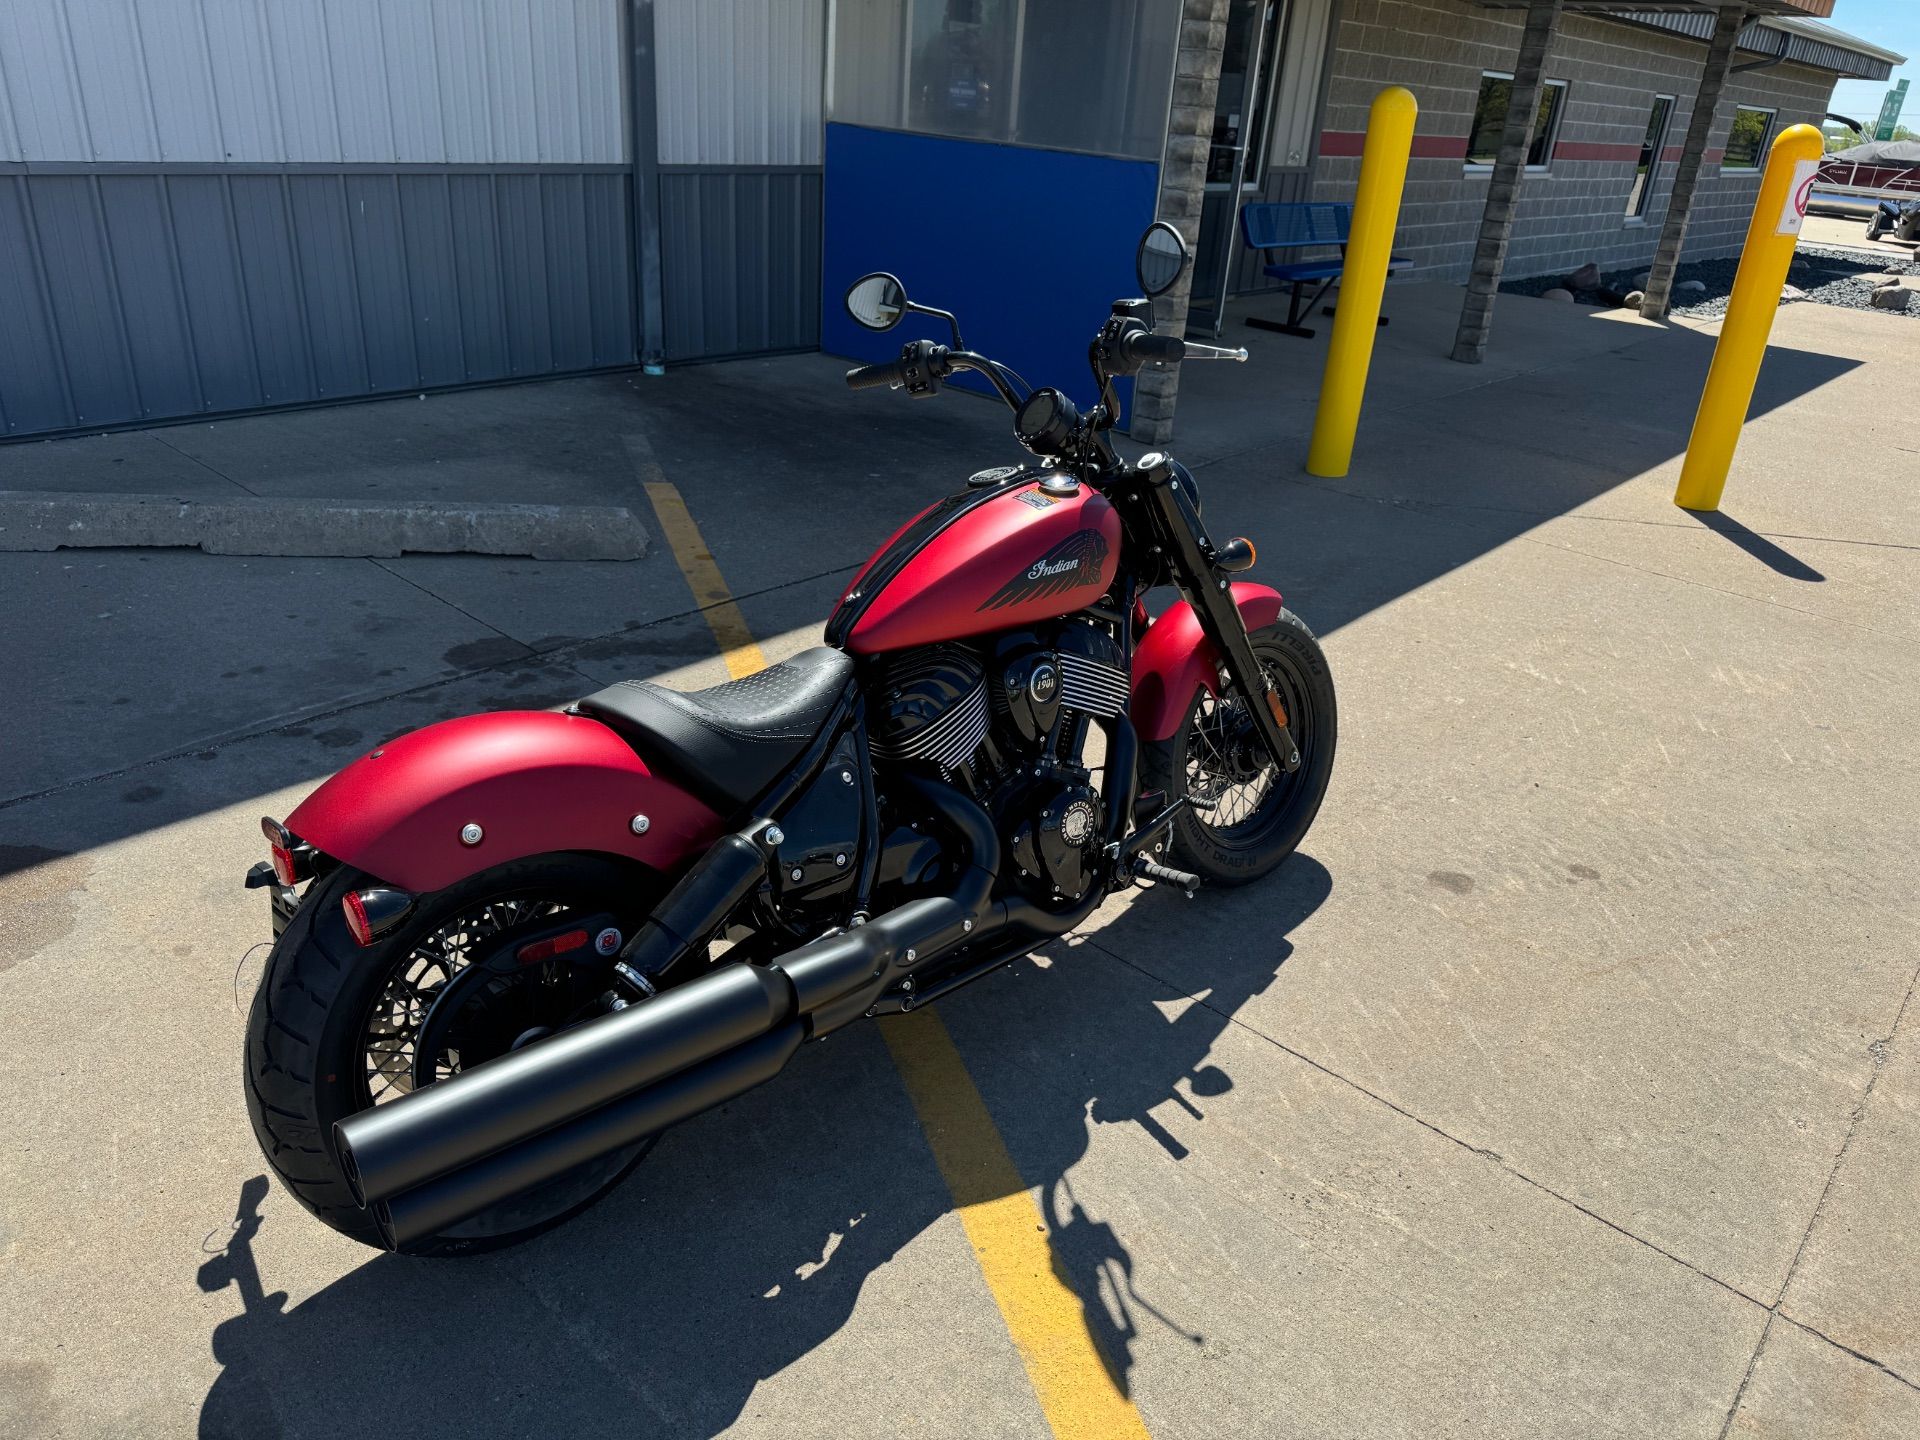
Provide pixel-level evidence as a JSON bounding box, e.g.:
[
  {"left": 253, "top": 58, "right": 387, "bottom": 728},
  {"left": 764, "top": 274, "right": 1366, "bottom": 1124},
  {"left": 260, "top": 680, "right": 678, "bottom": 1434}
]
[
  {"left": 243, "top": 853, "right": 663, "bottom": 1256},
  {"left": 1138, "top": 608, "right": 1337, "bottom": 887}
]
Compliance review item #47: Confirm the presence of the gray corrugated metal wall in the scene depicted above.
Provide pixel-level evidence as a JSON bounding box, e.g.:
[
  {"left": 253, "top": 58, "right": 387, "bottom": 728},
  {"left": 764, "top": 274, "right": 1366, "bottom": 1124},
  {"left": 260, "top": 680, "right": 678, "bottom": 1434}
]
[
  {"left": 0, "top": 170, "right": 634, "bottom": 434},
  {"left": 0, "top": 0, "right": 627, "bottom": 164},
  {"left": 659, "top": 170, "right": 823, "bottom": 360},
  {"left": 0, "top": 0, "right": 634, "bottom": 439},
  {"left": 653, "top": 0, "right": 826, "bottom": 361}
]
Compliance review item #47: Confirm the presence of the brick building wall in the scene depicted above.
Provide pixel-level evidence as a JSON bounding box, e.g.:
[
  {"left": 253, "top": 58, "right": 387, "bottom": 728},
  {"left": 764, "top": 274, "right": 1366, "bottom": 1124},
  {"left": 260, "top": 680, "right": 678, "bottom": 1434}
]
[{"left": 1310, "top": 0, "right": 1838, "bottom": 283}]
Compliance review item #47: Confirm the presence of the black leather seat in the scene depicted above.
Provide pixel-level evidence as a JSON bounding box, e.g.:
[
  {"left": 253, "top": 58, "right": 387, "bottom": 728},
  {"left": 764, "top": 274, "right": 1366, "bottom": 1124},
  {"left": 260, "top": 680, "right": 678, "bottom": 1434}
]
[{"left": 574, "top": 647, "right": 854, "bottom": 815}]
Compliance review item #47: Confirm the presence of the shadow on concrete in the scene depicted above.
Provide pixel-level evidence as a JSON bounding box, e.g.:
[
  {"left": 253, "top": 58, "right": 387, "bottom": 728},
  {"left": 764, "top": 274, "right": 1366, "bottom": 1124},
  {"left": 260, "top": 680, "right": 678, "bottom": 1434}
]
[
  {"left": 1685, "top": 509, "right": 1826, "bottom": 582},
  {"left": 1167, "top": 290, "right": 1859, "bottom": 640},
  {"left": 195, "top": 860, "right": 1330, "bottom": 1438},
  {"left": 0, "top": 285, "right": 1865, "bottom": 1432},
  {"left": 0, "top": 292, "right": 1863, "bottom": 842}
]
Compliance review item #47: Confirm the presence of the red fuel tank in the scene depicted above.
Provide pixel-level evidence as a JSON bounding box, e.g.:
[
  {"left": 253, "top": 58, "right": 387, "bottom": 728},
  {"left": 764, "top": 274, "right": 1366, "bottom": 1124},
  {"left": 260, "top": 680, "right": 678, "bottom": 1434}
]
[{"left": 834, "top": 480, "right": 1122, "bottom": 655}]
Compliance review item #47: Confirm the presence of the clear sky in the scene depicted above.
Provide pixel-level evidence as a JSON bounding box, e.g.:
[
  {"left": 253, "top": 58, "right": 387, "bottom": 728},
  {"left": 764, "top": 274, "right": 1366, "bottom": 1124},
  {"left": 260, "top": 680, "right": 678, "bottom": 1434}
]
[{"left": 1825, "top": 0, "right": 1917, "bottom": 130}]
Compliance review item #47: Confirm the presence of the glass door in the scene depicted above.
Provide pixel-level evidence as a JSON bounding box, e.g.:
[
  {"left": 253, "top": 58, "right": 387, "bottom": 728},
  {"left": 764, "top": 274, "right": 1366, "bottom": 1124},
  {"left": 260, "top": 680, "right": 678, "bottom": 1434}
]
[{"left": 1192, "top": 0, "right": 1286, "bottom": 334}]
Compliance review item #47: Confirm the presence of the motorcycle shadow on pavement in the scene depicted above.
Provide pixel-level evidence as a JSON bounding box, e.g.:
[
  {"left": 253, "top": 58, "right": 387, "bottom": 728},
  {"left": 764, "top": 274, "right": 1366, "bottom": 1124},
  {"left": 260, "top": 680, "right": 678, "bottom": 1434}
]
[{"left": 197, "top": 857, "right": 1331, "bottom": 1438}]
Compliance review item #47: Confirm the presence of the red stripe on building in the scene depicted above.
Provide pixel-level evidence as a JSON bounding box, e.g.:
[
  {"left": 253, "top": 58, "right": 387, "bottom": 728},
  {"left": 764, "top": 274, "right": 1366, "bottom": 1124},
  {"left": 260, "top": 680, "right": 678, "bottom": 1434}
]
[
  {"left": 1553, "top": 141, "right": 1641, "bottom": 163},
  {"left": 1319, "top": 131, "right": 1468, "bottom": 159},
  {"left": 1656, "top": 145, "right": 1727, "bottom": 165}
]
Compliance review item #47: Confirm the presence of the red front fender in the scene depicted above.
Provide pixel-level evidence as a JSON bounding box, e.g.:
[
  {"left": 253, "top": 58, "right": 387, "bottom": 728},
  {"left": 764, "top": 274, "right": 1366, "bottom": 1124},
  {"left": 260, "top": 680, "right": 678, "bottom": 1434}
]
[
  {"left": 285, "top": 711, "right": 726, "bottom": 893},
  {"left": 1129, "top": 583, "right": 1284, "bottom": 742}
]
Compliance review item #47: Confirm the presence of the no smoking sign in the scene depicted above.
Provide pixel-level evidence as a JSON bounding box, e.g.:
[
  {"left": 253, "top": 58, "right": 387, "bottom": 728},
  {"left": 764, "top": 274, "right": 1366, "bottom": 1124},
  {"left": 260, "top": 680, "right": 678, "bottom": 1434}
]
[{"left": 1775, "top": 158, "right": 1818, "bottom": 236}]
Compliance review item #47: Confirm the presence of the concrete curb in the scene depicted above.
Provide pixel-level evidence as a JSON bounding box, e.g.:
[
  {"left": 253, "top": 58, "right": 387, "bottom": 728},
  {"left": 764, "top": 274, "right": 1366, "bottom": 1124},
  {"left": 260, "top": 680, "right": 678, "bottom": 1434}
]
[{"left": 0, "top": 492, "right": 649, "bottom": 561}]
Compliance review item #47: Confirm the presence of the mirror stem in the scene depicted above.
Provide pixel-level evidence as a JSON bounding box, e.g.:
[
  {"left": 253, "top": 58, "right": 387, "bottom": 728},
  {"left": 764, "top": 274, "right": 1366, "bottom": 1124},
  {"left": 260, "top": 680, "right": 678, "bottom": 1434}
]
[{"left": 907, "top": 302, "right": 965, "bottom": 351}]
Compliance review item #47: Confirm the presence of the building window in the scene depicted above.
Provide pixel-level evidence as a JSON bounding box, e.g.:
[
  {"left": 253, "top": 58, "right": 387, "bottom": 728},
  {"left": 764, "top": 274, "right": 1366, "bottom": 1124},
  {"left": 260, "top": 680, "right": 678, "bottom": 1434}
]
[
  {"left": 1625, "top": 94, "right": 1674, "bottom": 220},
  {"left": 1723, "top": 106, "right": 1776, "bottom": 171},
  {"left": 1465, "top": 74, "right": 1568, "bottom": 171}
]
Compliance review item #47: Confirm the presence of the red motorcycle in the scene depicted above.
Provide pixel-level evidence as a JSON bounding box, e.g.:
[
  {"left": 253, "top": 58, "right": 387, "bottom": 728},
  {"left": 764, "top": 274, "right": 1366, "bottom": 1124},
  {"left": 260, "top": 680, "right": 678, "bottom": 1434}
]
[{"left": 243, "top": 223, "right": 1336, "bottom": 1254}]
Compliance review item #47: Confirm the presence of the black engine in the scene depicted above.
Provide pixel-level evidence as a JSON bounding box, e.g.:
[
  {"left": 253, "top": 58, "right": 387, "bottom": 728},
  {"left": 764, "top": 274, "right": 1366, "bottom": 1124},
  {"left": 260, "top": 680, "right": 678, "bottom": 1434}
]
[{"left": 873, "top": 617, "right": 1129, "bottom": 903}]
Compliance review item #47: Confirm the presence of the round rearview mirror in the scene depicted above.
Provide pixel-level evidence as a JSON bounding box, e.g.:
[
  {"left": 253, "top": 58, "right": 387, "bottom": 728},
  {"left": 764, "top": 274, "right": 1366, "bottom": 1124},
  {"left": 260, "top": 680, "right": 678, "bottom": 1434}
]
[
  {"left": 846, "top": 272, "right": 908, "bottom": 332},
  {"left": 1136, "top": 221, "right": 1189, "bottom": 298}
]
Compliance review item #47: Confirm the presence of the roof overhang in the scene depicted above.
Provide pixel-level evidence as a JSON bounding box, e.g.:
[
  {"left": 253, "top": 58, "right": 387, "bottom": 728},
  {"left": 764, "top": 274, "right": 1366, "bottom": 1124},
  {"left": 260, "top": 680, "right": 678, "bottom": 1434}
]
[
  {"left": 1469, "top": 3, "right": 1902, "bottom": 82},
  {"left": 1471, "top": 2, "right": 1831, "bottom": 13}
]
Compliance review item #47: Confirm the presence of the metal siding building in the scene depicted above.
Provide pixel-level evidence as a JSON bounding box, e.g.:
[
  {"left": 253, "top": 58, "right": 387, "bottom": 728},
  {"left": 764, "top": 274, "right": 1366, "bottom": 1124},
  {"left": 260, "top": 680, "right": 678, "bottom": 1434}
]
[
  {"left": 654, "top": 0, "right": 826, "bottom": 362},
  {"left": 0, "top": 0, "right": 825, "bottom": 439}
]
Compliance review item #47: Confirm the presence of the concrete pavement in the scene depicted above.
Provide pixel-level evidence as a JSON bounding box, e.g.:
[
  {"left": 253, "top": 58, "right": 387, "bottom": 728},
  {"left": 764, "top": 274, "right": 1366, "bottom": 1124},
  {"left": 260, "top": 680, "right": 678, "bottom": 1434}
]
[{"left": 1, "top": 283, "right": 1916, "bottom": 1438}]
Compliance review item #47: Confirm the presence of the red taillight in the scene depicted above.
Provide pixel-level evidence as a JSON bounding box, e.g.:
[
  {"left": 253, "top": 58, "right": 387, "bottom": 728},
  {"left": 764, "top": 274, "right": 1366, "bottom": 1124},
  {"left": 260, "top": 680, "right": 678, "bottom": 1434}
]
[
  {"left": 342, "top": 890, "right": 373, "bottom": 946},
  {"left": 516, "top": 928, "right": 590, "bottom": 965},
  {"left": 260, "top": 817, "right": 315, "bottom": 887},
  {"left": 340, "top": 887, "right": 417, "bottom": 947}
]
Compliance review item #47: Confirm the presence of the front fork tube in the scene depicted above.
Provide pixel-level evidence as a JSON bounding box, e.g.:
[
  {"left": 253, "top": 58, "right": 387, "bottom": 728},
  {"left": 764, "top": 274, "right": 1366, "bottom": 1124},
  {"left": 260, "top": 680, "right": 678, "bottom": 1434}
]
[{"left": 1141, "top": 460, "right": 1301, "bottom": 775}]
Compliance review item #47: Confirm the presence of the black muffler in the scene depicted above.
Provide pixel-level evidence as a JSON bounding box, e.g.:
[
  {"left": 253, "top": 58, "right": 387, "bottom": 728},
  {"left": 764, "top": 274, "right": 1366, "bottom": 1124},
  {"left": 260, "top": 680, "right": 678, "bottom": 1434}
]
[
  {"left": 336, "top": 894, "right": 978, "bottom": 1249},
  {"left": 376, "top": 1022, "right": 805, "bottom": 1249},
  {"left": 337, "top": 960, "right": 795, "bottom": 1207}
]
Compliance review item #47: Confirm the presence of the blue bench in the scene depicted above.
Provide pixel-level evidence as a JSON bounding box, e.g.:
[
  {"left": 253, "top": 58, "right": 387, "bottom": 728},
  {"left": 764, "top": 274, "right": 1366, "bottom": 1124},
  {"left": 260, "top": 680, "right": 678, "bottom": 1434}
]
[{"left": 1240, "top": 202, "right": 1409, "bottom": 339}]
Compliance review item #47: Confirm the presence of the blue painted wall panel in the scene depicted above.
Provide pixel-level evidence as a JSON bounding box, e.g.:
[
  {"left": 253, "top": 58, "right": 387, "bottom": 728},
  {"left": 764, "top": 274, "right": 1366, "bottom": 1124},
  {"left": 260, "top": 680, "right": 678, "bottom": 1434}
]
[{"left": 821, "top": 124, "right": 1160, "bottom": 420}]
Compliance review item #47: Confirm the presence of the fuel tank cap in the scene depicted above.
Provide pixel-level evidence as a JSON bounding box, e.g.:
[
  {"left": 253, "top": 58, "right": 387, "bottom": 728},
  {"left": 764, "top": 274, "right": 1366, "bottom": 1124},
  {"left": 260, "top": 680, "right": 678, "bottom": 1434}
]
[
  {"left": 1039, "top": 473, "right": 1080, "bottom": 497},
  {"left": 968, "top": 465, "right": 1025, "bottom": 489}
]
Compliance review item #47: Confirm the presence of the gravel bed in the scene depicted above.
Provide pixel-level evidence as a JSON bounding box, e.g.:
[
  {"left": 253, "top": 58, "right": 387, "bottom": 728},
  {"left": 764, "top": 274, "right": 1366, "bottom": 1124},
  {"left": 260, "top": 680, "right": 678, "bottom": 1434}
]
[{"left": 1503, "top": 243, "right": 1918, "bottom": 320}]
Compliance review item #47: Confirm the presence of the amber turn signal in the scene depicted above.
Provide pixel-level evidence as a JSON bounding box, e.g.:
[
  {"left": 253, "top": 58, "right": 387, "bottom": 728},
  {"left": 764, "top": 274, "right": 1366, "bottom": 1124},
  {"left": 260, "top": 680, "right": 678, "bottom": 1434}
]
[{"left": 1215, "top": 537, "right": 1256, "bottom": 572}]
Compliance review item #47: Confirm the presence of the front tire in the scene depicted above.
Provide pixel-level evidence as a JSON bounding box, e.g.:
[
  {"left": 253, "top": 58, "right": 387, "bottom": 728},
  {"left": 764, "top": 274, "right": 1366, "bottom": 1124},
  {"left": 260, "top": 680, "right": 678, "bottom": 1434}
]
[
  {"left": 243, "top": 853, "right": 663, "bottom": 1255},
  {"left": 1139, "top": 608, "right": 1336, "bottom": 886}
]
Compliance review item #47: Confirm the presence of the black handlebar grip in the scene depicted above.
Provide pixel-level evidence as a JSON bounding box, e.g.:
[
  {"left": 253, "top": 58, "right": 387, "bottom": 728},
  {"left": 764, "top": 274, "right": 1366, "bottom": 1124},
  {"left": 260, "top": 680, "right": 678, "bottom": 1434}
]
[
  {"left": 845, "top": 361, "right": 907, "bottom": 392},
  {"left": 1124, "top": 332, "right": 1186, "bottom": 366}
]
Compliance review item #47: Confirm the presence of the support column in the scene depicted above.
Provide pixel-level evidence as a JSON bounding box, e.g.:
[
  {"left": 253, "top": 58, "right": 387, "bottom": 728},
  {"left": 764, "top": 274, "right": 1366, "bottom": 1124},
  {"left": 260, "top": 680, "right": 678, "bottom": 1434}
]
[
  {"left": 1450, "top": 0, "right": 1563, "bottom": 365},
  {"left": 1641, "top": 3, "right": 1747, "bottom": 320},
  {"left": 1131, "top": 0, "right": 1229, "bottom": 446},
  {"left": 628, "top": 0, "right": 667, "bottom": 371}
]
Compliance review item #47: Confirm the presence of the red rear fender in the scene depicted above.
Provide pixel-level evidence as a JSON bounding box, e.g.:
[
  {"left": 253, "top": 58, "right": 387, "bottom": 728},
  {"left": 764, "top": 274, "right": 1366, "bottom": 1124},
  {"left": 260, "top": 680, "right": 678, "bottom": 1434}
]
[
  {"left": 1129, "top": 584, "right": 1284, "bottom": 742},
  {"left": 284, "top": 711, "right": 726, "bottom": 893}
]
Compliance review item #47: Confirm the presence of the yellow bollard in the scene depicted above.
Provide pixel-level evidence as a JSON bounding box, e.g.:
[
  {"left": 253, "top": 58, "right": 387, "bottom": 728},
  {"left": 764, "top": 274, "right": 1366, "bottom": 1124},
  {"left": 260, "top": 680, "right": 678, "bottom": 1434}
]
[
  {"left": 1306, "top": 86, "right": 1417, "bottom": 479},
  {"left": 1673, "top": 122, "right": 1825, "bottom": 512}
]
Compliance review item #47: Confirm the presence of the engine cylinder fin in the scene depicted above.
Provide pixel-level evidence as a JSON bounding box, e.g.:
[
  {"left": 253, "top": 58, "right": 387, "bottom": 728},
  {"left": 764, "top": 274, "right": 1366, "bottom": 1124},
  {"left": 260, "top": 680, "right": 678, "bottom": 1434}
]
[
  {"left": 873, "top": 684, "right": 989, "bottom": 767},
  {"left": 1058, "top": 652, "right": 1130, "bottom": 718},
  {"left": 872, "top": 644, "right": 991, "bottom": 770}
]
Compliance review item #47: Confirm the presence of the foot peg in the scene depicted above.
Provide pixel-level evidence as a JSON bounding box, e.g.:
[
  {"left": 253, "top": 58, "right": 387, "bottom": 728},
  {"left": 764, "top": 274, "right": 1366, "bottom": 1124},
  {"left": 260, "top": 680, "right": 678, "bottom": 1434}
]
[{"left": 1132, "top": 856, "right": 1200, "bottom": 898}]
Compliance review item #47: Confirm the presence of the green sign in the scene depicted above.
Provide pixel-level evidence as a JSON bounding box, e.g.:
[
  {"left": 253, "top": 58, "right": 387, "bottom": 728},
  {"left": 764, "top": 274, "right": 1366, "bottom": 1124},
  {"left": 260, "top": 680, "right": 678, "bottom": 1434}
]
[{"left": 1875, "top": 79, "right": 1909, "bottom": 142}]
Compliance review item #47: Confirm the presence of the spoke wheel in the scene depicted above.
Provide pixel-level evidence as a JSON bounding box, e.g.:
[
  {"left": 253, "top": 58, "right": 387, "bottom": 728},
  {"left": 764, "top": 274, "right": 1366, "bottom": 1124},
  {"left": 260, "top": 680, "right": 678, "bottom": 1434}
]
[
  {"left": 1139, "top": 609, "right": 1337, "bottom": 887},
  {"left": 245, "top": 853, "right": 665, "bottom": 1255}
]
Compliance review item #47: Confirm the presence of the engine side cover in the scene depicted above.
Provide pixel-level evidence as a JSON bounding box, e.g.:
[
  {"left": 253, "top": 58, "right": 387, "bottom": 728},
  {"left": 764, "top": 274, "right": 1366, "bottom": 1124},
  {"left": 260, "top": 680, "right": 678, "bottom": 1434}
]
[{"left": 836, "top": 481, "right": 1121, "bottom": 655}]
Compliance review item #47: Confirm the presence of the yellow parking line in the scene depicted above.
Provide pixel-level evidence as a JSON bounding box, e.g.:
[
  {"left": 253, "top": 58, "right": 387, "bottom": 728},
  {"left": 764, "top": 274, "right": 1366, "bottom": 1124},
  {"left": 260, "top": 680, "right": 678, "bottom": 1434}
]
[
  {"left": 649, "top": 482, "right": 1152, "bottom": 1440},
  {"left": 644, "top": 480, "right": 767, "bottom": 679},
  {"left": 884, "top": 1009, "right": 1154, "bottom": 1440}
]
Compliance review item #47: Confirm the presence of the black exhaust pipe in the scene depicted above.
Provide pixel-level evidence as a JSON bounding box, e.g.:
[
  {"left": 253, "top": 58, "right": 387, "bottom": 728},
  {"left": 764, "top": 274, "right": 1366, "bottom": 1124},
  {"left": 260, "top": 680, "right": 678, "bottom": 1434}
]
[
  {"left": 337, "top": 744, "right": 1113, "bottom": 1249},
  {"left": 377, "top": 1022, "right": 804, "bottom": 1249},
  {"left": 336, "top": 895, "right": 976, "bottom": 1244},
  {"left": 337, "top": 960, "right": 794, "bottom": 1207}
]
